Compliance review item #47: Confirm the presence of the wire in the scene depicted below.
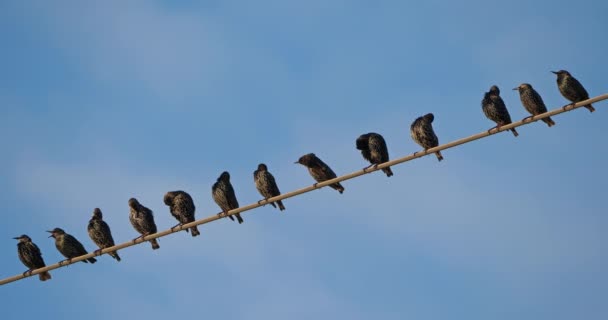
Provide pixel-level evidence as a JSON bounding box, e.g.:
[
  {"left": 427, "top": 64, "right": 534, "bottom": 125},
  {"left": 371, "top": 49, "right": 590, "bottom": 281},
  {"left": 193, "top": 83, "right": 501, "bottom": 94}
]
[{"left": 2, "top": 93, "right": 607, "bottom": 286}]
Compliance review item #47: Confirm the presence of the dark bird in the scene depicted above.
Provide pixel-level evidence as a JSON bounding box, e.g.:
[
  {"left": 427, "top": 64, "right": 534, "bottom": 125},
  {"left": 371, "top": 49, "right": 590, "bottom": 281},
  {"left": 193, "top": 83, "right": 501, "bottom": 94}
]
[
  {"left": 513, "top": 83, "right": 555, "bottom": 127},
  {"left": 88, "top": 208, "right": 121, "bottom": 261},
  {"left": 212, "top": 171, "right": 244, "bottom": 223},
  {"left": 14, "top": 235, "right": 51, "bottom": 281},
  {"left": 482, "top": 85, "right": 519, "bottom": 137},
  {"left": 552, "top": 70, "right": 595, "bottom": 112},
  {"left": 410, "top": 113, "right": 444, "bottom": 161},
  {"left": 47, "top": 228, "right": 97, "bottom": 264},
  {"left": 356, "top": 132, "right": 393, "bottom": 177},
  {"left": 295, "top": 153, "right": 345, "bottom": 193},
  {"left": 164, "top": 191, "right": 200, "bottom": 236},
  {"left": 128, "top": 198, "right": 160, "bottom": 249},
  {"left": 254, "top": 163, "right": 285, "bottom": 211}
]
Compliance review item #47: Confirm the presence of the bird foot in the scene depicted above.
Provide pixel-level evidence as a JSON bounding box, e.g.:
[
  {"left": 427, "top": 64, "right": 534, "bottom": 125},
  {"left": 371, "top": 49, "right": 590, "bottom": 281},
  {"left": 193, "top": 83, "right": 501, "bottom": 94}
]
[
  {"left": 22, "top": 269, "right": 33, "bottom": 277},
  {"left": 132, "top": 235, "right": 145, "bottom": 244},
  {"left": 562, "top": 102, "right": 575, "bottom": 111},
  {"left": 313, "top": 182, "right": 320, "bottom": 189},
  {"left": 217, "top": 212, "right": 225, "bottom": 218},
  {"left": 257, "top": 199, "right": 267, "bottom": 206},
  {"left": 487, "top": 125, "right": 500, "bottom": 135},
  {"left": 170, "top": 223, "right": 183, "bottom": 232},
  {"left": 523, "top": 115, "right": 534, "bottom": 122},
  {"left": 94, "top": 248, "right": 103, "bottom": 257},
  {"left": 58, "top": 258, "right": 72, "bottom": 266}
]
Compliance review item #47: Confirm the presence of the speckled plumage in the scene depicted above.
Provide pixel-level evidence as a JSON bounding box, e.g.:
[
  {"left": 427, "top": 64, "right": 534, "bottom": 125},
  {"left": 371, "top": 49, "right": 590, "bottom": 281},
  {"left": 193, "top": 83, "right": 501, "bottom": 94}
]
[
  {"left": 212, "top": 171, "right": 244, "bottom": 223},
  {"left": 552, "top": 70, "right": 595, "bottom": 112},
  {"left": 356, "top": 132, "right": 393, "bottom": 177},
  {"left": 514, "top": 83, "right": 555, "bottom": 127},
  {"left": 14, "top": 235, "right": 51, "bottom": 281},
  {"left": 254, "top": 163, "right": 285, "bottom": 211},
  {"left": 410, "top": 113, "right": 444, "bottom": 161},
  {"left": 295, "top": 153, "right": 345, "bottom": 193},
  {"left": 164, "top": 191, "right": 200, "bottom": 236},
  {"left": 482, "top": 85, "right": 519, "bottom": 137},
  {"left": 47, "top": 228, "right": 97, "bottom": 264},
  {"left": 128, "top": 198, "right": 160, "bottom": 249},
  {"left": 88, "top": 208, "right": 121, "bottom": 261}
]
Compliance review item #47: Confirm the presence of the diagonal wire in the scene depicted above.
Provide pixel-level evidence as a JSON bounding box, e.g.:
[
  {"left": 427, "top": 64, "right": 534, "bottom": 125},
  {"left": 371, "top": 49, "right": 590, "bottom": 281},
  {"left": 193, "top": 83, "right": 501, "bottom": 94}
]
[{"left": 2, "top": 93, "right": 607, "bottom": 286}]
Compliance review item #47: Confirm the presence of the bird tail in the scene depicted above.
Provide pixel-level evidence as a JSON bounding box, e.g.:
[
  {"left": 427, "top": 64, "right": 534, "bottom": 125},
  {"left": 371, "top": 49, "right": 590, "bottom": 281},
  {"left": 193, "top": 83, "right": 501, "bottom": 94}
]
[
  {"left": 543, "top": 117, "right": 556, "bottom": 127},
  {"left": 382, "top": 167, "right": 393, "bottom": 177},
  {"left": 150, "top": 239, "right": 160, "bottom": 250},
  {"left": 585, "top": 104, "right": 595, "bottom": 113},
  {"left": 110, "top": 251, "right": 121, "bottom": 262},
  {"left": 236, "top": 213, "right": 244, "bottom": 224},
  {"left": 39, "top": 271, "right": 52, "bottom": 281},
  {"left": 277, "top": 200, "right": 286, "bottom": 211},
  {"left": 227, "top": 214, "right": 235, "bottom": 221},
  {"left": 269, "top": 202, "right": 277, "bottom": 208},
  {"left": 510, "top": 128, "right": 519, "bottom": 137},
  {"left": 435, "top": 151, "right": 444, "bottom": 161},
  {"left": 333, "top": 183, "right": 345, "bottom": 194},
  {"left": 190, "top": 226, "right": 200, "bottom": 237},
  {"left": 87, "top": 257, "right": 97, "bottom": 264}
]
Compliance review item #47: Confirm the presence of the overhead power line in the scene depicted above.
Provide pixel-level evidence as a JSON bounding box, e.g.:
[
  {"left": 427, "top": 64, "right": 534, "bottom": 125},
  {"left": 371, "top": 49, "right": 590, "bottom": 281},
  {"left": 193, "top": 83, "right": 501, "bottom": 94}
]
[{"left": 2, "top": 93, "right": 607, "bottom": 286}]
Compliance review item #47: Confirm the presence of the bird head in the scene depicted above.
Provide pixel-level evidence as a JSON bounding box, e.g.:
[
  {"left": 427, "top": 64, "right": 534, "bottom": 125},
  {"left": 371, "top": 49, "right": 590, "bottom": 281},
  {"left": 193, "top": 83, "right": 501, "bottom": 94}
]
[
  {"left": 163, "top": 192, "right": 177, "bottom": 206},
  {"left": 128, "top": 198, "right": 140, "bottom": 209},
  {"left": 92, "top": 208, "right": 103, "bottom": 220},
  {"left": 257, "top": 163, "right": 268, "bottom": 172},
  {"left": 46, "top": 228, "right": 65, "bottom": 238},
  {"left": 489, "top": 85, "right": 500, "bottom": 95},
  {"left": 422, "top": 113, "right": 435, "bottom": 123},
  {"left": 513, "top": 83, "right": 532, "bottom": 92},
  {"left": 295, "top": 153, "right": 316, "bottom": 166},
  {"left": 356, "top": 134, "right": 371, "bottom": 150},
  {"left": 219, "top": 171, "right": 230, "bottom": 182},
  {"left": 13, "top": 235, "right": 31, "bottom": 243}
]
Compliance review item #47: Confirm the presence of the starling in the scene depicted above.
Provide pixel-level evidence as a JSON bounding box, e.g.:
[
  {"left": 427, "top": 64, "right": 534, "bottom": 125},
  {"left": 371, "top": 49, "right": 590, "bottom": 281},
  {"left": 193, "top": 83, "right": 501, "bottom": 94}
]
[
  {"left": 295, "top": 153, "right": 345, "bottom": 193},
  {"left": 356, "top": 132, "right": 394, "bottom": 177},
  {"left": 128, "top": 198, "right": 160, "bottom": 250},
  {"left": 552, "top": 70, "right": 595, "bottom": 112},
  {"left": 212, "top": 171, "right": 244, "bottom": 223},
  {"left": 410, "top": 113, "right": 444, "bottom": 161},
  {"left": 88, "top": 208, "right": 121, "bottom": 261},
  {"left": 253, "top": 163, "right": 285, "bottom": 211},
  {"left": 513, "top": 83, "right": 555, "bottom": 127},
  {"left": 47, "top": 228, "right": 97, "bottom": 264},
  {"left": 164, "top": 190, "right": 200, "bottom": 236},
  {"left": 482, "top": 85, "right": 519, "bottom": 137},
  {"left": 14, "top": 235, "right": 51, "bottom": 281}
]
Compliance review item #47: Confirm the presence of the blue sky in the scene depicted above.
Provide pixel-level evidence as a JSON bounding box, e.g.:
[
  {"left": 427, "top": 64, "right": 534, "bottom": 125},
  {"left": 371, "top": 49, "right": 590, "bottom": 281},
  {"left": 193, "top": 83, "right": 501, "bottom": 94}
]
[{"left": 1, "top": 0, "right": 607, "bottom": 319}]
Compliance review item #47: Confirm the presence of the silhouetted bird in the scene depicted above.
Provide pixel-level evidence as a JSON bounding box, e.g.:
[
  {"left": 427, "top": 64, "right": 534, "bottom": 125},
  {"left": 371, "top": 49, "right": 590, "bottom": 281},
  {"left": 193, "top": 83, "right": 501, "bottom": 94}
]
[
  {"left": 513, "top": 83, "right": 555, "bottom": 127},
  {"left": 552, "top": 70, "right": 595, "bottom": 112},
  {"left": 164, "top": 191, "right": 200, "bottom": 236},
  {"left": 356, "top": 132, "right": 393, "bottom": 177},
  {"left": 88, "top": 208, "right": 121, "bottom": 261},
  {"left": 212, "top": 171, "right": 244, "bottom": 223},
  {"left": 47, "top": 228, "right": 97, "bottom": 264},
  {"left": 128, "top": 198, "right": 160, "bottom": 249},
  {"left": 254, "top": 163, "right": 285, "bottom": 211},
  {"left": 410, "top": 113, "right": 444, "bottom": 161},
  {"left": 14, "top": 235, "right": 51, "bottom": 281},
  {"left": 295, "top": 153, "right": 345, "bottom": 193},
  {"left": 482, "top": 85, "right": 519, "bottom": 137}
]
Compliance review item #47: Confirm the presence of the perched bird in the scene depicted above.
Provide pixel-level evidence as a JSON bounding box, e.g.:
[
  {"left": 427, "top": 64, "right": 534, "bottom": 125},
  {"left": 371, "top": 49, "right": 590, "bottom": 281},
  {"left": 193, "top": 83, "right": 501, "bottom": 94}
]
[
  {"left": 88, "top": 208, "right": 121, "bottom": 261},
  {"left": 410, "top": 113, "right": 444, "bottom": 161},
  {"left": 482, "top": 85, "right": 519, "bottom": 137},
  {"left": 14, "top": 235, "right": 51, "bottom": 281},
  {"left": 552, "top": 70, "right": 595, "bottom": 112},
  {"left": 128, "top": 198, "right": 160, "bottom": 249},
  {"left": 47, "top": 228, "right": 97, "bottom": 264},
  {"left": 513, "top": 83, "right": 555, "bottom": 127},
  {"left": 212, "top": 171, "right": 244, "bottom": 223},
  {"left": 295, "top": 153, "right": 345, "bottom": 193},
  {"left": 356, "top": 132, "right": 393, "bottom": 177},
  {"left": 164, "top": 191, "right": 200, "bottom": 236},
  {"left": 253, "top": 163, "right": 285, "bottom": 211}
]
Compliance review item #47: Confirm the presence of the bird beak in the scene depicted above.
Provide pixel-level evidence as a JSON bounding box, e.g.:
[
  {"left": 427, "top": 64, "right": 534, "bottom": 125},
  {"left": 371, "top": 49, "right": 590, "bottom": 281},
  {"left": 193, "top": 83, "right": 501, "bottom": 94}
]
[
  {"left": 512, "top": 87, "right": 518, "bottom": 90},
  {"left": 13, "top": 237, "right": 20, "bottom": 240},
  {"left": 46, "top": 230, "right": 54, "bottom": 238},
  {"left": 294, "top": 161, "right": 299, "bottom": 164},
  {"left": 551, "top": 71, "right": 558, "bottom": 74}
]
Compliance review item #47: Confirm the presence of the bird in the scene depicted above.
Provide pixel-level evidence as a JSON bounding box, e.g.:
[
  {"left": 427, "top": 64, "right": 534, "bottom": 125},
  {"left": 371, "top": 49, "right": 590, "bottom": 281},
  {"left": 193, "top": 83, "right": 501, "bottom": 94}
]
[
  {"left": 410, "top": 113, "right": 444, "bottom": 161},
  {"left": 87, "top": 208, "right": 121, "bottom": 261},
  {"left": 356, "top": 132, "right": 394, "bottom": 177},
  {"left": 513, "top": 83, "right": 555, "bottom": 127},
  {"left": 128, "top": 198, "right": 160, "bottom": 250},
  {"left": 47, "top": 228, "right": 97, "bottom": 264},
  {"left": 212, "top": 171, "right": 244, "bottom": 223},
  {"left": 481, "top": 85, "right": 519, "bottom": 137},
  {"left": 14, "top": 235, "right": 51, "bottom": 281},
  {"left": 164, "top": 191, "right": 200, "bottom": 236},
  {"left": 552, "top": 70, "right": 595, "bottom": 112},
  {"left": 253, "top": 163, "right": 285, "bottom": 211},
  {"left": 295, "top": 153, "right": 345, "bottom": 193}
]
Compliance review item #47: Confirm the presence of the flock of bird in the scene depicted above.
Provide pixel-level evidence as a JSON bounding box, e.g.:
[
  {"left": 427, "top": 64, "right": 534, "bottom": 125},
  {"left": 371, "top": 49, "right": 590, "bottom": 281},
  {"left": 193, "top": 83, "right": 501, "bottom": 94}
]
[{"left": 11, "top": 69, "right": 597, "bottom": 282}]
